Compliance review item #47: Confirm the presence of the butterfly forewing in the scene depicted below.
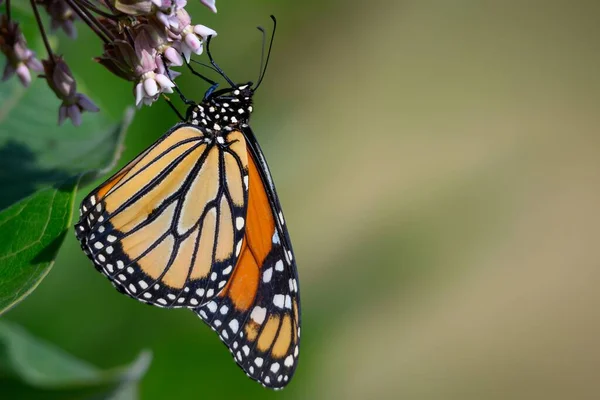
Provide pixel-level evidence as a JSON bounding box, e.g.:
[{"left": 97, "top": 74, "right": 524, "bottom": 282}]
[
  {"left": 75, "top": 125, "right": 249, "bottom": 308},
  {"left": 194, "top": 138, "right": 300, "bottom": 389}
]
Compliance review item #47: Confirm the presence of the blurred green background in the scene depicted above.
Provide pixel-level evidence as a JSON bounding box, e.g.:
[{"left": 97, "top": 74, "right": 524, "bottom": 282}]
[{"left": 5, "top": 0, "right": 600, "bottom": 399}]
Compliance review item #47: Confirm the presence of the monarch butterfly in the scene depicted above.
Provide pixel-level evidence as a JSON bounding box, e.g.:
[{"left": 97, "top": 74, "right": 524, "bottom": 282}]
[{"left": 74, "top": 18, "right": 300, "bottom": 390}]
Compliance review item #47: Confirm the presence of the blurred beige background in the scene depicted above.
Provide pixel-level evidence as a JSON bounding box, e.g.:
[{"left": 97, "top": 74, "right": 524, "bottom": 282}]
[{"left": 277, "top": 1, "right": 600, "bottom": 399}]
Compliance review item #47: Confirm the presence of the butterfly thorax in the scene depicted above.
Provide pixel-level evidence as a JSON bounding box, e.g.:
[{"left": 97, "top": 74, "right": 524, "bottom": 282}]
[{"left": 188, "top": 84, "right": 254, "bottom": 135}]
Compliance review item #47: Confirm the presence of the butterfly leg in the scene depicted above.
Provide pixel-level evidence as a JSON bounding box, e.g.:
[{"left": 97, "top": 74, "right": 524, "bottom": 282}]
[
  {"left": 161, "top": 55, "right": 195, "bottom": 106},
  {"left": 162, "top": 94, "right": 185, "bottom": 121},
  {"left": 184, "top": 59, "right": 220, "bottom": 99}
]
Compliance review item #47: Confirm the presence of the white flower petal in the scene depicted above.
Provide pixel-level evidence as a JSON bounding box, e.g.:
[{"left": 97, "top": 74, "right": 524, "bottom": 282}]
[
  {"left": 155, "top": 74, "right": 175, "bottom": 89},
  {"left": 135, "top": 82, "right": 144, "bottom": 106},
  {"left": 184, "top": 34, "right": 202, "bottom": 54},
  {"left": 181, "top": 47, "right": 192, "bottom": 63},
  {"left": 144, "top": 78, "right": 158, "bottom": 97},
  {"left": 200, "top": 0, "right": 217, "bottom": 13},
  {"left": 193, "top": 24, "right": 217, "bottom": 39},
  {"left": 164, "top": 47, "right": 183, "bottom": 66}
]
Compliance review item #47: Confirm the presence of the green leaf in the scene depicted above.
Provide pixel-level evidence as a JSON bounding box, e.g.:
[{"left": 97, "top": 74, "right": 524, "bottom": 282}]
[
  {"left": 0, "top": 78, "right": 133, "bottom": 210},
  {"left": 0, "top": 179, "right": 78, "bottom": 315},
  {"left": 0, "top": 72, "right": 133, "bottom": 314},
  {"left": 0, "top": 320, "right": 151, "bottom": 399}
]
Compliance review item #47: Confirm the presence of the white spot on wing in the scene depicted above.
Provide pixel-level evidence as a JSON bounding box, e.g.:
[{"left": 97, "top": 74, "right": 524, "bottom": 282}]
[
  {"left": 263, "top": 267, "right": 273, "bottom": 283},
  {"left": 284, "top": 355, "right": 294, "bottom": 367},
  {"left": 275, "top": 260, "right": 284, "bottom": 271},
  {"left": 236, "top": 217, "right": 244, "bottom": 230},
  {"left": 285, "top": 295, "right": 292, "bottom": 309},
  {"left": 273, "top": 294, "right": 285, "bottom": 309},
  {"left": 250, "top": 306, "right": 267, "bottom": 324},
  {"left": 229, "top": 319, "right": 239, "bottom": 333},
  {"left": 207, "top": 301, "right": 217, "bottom": 313}
]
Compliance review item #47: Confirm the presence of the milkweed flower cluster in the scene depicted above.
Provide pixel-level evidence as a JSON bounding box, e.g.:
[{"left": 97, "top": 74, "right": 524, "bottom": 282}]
[
  {"left": 0, "top": 0, "right": 217, "bottom": 125},
  {"left": 0, "top": 15, "right": 43, "bottom": 86}
]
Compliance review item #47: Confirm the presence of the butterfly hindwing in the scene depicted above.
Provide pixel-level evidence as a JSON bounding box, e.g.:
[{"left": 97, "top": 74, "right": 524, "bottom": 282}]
[
  {"left": 194, "top": 128, "right": 301, "bottom": 389},
  {"left": 75, "top": 124, "right": 249, "bottom": 308}
]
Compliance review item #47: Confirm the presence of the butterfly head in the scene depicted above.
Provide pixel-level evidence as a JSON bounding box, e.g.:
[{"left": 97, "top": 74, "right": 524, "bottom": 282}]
[
  {"left": 186, "top": 15, "right": 276, "bottom": 133},
  {"left": 188, "top": 83, "right": 254, "bottom": 131}
]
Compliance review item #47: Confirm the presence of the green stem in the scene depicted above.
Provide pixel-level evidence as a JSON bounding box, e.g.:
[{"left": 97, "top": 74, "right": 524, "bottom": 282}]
[{"left": 29, "top": 0, "right": 55, "bottom": 62}]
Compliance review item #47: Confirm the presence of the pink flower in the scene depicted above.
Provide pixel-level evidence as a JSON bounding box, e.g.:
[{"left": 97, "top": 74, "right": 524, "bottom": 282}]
[
  {"left": 200, "top": 0, "right": 217, "bottom": 13},
  {"left": 0, "top": 16, "right": 43, "bottom": 87},
  {"left": 43, "top": 56, "right": 99, "bottom": 125},
  {"left": 170, "top": 9, "right": 216, "bottom": 62},
  {"left": 39, "top": 0, "right": 78, "bottom": 39}
]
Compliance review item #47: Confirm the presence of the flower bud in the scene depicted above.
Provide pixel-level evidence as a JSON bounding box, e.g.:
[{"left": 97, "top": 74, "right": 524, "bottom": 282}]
[
  {"left": 40, "top": 0, "right": 78, "bottom": 38},
  {"left": 184, "top": 32, "right": 202, "bottom": 53},
  {"left": 193, "top": 24, "right": 217, "bottom": 39},
  {"left": 114, "top": 0, "right": 153, "bottom": 15},
  {"left": 0, "top": 16, "right": 43, "bottom": 87},
  {"left": 15, "top": 64, "right": 31, "bottom": 86},
  {"left": 200, "top": 0, "right": 217, "bottom": 13},
  {"left": 143, "top": 77, "right": 158, "bottom": 97},
  {"left": 163, "top": 46, "right": 183, "bottom": 66},
  {"left": 43, "top": 56, "right": 99, "bottom": 126},
  {"left": 154, "top": 73, "right": 175, "bottom": 91}
]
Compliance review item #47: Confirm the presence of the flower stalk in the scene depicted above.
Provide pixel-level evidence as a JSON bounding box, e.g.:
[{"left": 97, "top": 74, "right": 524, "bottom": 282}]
[
  {"left": 0, "top": 0, "right": 218, "bottom": 125},
  {"left": 29, "top": 0, "right": 55, "bottom": 62}
]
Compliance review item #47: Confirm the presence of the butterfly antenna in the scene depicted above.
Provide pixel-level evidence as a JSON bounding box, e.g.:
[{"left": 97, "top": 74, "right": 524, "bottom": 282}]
[
  {"left": 256, "top": 25, "right": 267, "bottom": 83},
  {"left": 206, "top": 35, "right": 236, "bottom": 87},
  {"left": 254, "top": 15, "right": 277, "bottom": 90},
  {"left": 189, "top": 59, "right": 220, "bottom": 74}
]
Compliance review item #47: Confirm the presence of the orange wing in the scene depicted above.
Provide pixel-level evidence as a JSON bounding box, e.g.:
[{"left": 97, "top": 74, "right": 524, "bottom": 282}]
[
  {"left": 75, "top": 125, "right": 249, "bottom": 308},
  {"left": 194, "top": 148, "right": 300, "bottom": 389}
]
